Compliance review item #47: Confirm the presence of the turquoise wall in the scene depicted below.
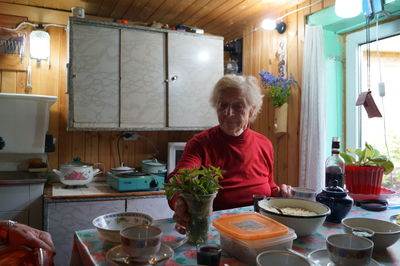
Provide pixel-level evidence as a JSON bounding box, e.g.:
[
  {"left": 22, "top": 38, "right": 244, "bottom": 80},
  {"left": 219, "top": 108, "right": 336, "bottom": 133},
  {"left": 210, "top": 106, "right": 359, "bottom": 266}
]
[{"left": 307, "top": 0, "right": 400, "bottom": 158}]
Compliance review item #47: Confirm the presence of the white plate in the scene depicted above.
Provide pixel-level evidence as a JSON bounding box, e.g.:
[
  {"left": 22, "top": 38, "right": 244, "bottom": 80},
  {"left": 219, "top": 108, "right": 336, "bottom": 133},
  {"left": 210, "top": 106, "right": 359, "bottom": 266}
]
[
  {"left": 308, "top": 249, "right": 380, "bottom": 266},
  {"left": 106, "top": 243, "right": 174, "bottom": 265}
]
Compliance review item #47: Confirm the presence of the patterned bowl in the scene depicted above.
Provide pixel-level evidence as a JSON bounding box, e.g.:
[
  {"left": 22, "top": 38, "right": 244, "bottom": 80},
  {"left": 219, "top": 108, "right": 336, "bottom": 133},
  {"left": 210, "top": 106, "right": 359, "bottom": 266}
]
[{"left": 92, "top": 212, "right": 153, "bottom": 242}]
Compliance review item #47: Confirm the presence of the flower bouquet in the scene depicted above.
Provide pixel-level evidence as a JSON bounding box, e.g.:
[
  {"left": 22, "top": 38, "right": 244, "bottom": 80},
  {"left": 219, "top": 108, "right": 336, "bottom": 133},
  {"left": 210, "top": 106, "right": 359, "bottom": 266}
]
[{"left": 259, "top": 71, "right": 297, "bottom": 107}]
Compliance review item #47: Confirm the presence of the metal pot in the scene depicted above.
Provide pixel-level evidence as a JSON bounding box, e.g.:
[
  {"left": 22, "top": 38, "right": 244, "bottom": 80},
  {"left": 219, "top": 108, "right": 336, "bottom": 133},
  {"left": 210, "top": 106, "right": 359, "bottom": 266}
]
[
  {"left": 53, "top": 157, "right": 102, "bottom": 185},
  {"left": 141, "top": 158, "right": 167, "bottom": 175}
]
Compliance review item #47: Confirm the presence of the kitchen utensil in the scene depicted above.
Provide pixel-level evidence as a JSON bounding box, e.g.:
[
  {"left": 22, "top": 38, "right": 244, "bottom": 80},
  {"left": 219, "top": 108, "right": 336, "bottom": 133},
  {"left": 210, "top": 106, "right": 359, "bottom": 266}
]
[
  {"left": 53, "top": 157, "right": 102, "bottom": 186},
  {"left": 93, "top": 212, "right": 153, "bottom": 243}
]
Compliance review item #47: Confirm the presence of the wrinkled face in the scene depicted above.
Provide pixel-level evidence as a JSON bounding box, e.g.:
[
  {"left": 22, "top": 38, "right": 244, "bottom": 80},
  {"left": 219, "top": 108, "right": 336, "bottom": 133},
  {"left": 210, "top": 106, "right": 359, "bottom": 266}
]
[{"left": 216, "top": 88, "right": 255, "bottom": 136}]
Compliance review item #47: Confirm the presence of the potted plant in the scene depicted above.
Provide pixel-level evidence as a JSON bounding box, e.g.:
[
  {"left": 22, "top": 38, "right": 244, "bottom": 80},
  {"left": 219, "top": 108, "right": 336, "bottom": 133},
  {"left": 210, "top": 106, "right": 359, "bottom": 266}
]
[
  {"left": 258, "top": 71, "right": 297, "bottom": 135},
  {"left": 340, "top": 143, "right": 394, "bottom": 194},
  {"left": 164, "top": 165, "right": 224, "bottom": 245}
]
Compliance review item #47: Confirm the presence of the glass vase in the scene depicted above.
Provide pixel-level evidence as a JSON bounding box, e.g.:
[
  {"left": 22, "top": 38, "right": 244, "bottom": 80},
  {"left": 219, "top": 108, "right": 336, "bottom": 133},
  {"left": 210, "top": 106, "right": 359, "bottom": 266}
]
[{"left": 182, "top": 193, "right": 216, "bottom": 245}]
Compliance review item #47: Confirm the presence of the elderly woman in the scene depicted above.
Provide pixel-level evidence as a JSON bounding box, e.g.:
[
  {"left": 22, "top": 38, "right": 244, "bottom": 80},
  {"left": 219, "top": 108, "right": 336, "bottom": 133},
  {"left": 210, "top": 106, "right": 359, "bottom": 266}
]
[{"left": 167, "top": 74, "right": 292, "bottom": 233}]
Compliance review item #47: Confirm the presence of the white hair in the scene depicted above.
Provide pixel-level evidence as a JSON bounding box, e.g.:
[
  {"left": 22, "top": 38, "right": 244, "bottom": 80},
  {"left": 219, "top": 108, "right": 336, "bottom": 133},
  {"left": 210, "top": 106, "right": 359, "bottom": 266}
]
[{"left": 210, "top": 74, "right": 264, "bottom": 122}]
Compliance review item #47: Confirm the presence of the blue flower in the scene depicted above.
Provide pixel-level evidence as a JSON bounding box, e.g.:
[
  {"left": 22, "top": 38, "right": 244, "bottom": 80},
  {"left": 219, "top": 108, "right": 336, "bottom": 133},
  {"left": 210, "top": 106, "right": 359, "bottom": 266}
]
[{"left": 258, "top": 71, "right": 297, "bottom": 107}]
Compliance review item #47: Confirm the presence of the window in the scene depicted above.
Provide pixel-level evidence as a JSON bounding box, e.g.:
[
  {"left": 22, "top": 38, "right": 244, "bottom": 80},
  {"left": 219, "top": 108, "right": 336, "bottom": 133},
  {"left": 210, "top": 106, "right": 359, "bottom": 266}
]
[{"left": 346, "top": 20, "right": 400, "bottom": 191}]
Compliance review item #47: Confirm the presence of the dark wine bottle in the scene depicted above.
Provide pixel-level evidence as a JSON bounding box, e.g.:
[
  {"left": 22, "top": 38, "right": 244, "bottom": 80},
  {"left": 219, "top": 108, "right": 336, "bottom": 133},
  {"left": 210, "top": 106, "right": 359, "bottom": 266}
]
[{"left": 325, "top": 137, "right": 345, "bottom": 188}]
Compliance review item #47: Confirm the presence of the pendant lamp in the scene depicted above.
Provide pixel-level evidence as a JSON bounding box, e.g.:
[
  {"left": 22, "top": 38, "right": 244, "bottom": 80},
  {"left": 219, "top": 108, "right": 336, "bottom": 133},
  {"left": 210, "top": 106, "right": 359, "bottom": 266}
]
[{"left": 335, "top": 0, "right": 362, "bottom": 18}]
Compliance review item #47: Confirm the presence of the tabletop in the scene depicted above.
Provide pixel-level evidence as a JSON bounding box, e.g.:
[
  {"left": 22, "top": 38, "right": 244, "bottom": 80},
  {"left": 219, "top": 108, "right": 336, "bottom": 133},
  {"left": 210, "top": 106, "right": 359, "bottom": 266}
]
[{"left": 71, "top": 205, "right": 400, "bottom": 266}]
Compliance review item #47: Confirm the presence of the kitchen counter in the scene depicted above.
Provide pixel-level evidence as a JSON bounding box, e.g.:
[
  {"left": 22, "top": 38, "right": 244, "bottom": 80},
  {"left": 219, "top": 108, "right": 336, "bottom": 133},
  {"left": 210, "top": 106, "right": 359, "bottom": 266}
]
[
  {"left": 43, "top": 181, "right": 174, "bottom": 265},
  {"left": 0, "top": 171, "right": 47, "bottom": 185},
  {"left": 44, "top": 181, "right": 165, "bottom": 200}
]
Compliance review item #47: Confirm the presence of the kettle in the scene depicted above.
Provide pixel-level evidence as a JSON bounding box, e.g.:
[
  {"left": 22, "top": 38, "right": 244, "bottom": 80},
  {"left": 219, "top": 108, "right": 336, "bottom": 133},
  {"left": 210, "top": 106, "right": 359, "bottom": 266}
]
[{"left": 316, "top": 180, "right": 353, "bottom": 223}]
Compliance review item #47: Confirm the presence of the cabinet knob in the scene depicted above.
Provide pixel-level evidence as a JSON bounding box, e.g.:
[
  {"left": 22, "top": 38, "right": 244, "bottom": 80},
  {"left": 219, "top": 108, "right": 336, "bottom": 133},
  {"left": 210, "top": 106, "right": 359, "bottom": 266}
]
[
  {"left": 164, "top": 79, "right": 169, "bottom": 83},
  {"left": 171, "top": 75, "right": 178, "bottom": 81}
]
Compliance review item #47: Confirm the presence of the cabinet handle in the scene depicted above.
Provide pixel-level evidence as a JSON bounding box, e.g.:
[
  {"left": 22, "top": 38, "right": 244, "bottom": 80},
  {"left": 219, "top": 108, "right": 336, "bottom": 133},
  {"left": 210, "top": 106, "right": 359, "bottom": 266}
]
[{"left": 171, "top": 75, "right": 178, "bottom": 81}]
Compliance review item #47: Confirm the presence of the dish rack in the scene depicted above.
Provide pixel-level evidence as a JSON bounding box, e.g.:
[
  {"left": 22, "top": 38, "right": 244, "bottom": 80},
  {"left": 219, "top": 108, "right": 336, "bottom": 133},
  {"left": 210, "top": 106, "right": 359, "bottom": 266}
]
[{"left": 0, "top": 35, "right": 25, "bottom": 57}]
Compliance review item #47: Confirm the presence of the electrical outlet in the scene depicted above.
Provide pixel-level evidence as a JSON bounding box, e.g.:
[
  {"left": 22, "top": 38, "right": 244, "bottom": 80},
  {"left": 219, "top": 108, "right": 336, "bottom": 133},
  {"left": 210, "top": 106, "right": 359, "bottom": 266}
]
[{"left": 122, "top": 131, "right": 139, "bottom": 140}]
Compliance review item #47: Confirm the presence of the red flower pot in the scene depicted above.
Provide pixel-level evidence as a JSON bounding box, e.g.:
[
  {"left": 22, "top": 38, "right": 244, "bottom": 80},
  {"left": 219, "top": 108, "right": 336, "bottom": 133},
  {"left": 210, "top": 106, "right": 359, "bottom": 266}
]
[{"left": 345, "top": 165, "right": 384, "bottom": 194}]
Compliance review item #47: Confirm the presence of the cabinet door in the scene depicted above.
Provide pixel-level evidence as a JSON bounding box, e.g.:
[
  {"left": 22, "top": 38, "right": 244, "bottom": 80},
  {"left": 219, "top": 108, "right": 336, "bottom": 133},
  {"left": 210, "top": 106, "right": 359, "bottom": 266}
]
[
  {"left": 126, "top": 196, "right": 173, "bottom": 219},
  {"left": 167, "top": 33, "right": 223, "bottom": 128},
  {"left": 47, "top": 200, "right": 125, "bottom": 266},
  {"left": 120, "top": 29, "right": 167, "bottom": 128},
  {"left": 70, "top": 24, "right": 120, "bottom": 128}
]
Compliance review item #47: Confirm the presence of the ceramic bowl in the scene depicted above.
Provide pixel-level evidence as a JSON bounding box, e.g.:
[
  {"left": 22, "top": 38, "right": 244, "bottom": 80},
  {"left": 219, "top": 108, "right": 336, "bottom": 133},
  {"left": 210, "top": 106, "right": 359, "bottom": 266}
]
[
  {"left": 291, "top": 187, "right": 317, "bottom": 201},
  {"left": 342, "top": 217, "right": 400, "bottom": 250},
  {"left": 92, "top": 212, "right": 153, "bottom": 242},
  {"left": 256, "top": 250, "right": 313, "bottom": 266},
  {"left": 326, "top": 234, "right": 374, "bottom": 266},
  {"left": 258, "top": 198, "right": 330, "bottom": 237}
]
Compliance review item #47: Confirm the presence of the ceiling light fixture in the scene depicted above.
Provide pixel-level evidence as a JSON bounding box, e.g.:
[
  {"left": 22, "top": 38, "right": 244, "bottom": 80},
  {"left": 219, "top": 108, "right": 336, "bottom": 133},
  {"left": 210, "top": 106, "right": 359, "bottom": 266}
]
[
  {"left": 30, "top": 25, "right": 50, "bottom": 61},
  {"left": 335, "top": 0, "right": 362, "bottom": 18}
]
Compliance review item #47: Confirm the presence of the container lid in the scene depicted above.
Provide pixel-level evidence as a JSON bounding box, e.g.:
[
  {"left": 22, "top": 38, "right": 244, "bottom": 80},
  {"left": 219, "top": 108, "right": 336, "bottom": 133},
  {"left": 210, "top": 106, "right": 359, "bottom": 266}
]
[
  {"left": 62, "top": 157, "right": 92, "bottom": 167},
  {"left": 141, "top": 158, "right": 166, "bottom": 167},
  {"left": 212, "top": 212, "right": 288, "bottom": 240}
]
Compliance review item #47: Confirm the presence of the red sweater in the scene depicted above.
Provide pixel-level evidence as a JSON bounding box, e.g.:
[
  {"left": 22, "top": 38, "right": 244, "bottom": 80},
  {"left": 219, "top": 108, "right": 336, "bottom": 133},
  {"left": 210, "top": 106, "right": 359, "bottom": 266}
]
[{"left": 167, "top": 125, "right": 278, "bottom": 211}]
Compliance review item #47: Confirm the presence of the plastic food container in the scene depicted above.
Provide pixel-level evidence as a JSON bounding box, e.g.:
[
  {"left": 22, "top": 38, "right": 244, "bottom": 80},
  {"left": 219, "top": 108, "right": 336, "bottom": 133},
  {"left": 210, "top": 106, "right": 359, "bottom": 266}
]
[{"left": 213, "top": 212, "right": 297, "bottom": 265}]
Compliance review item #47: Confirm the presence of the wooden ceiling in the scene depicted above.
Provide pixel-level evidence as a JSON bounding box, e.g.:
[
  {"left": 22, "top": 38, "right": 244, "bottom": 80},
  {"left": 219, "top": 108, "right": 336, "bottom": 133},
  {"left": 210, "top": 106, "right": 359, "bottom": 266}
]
[{"left": 0, "top": 0, "right": 303, "bottom": 41}]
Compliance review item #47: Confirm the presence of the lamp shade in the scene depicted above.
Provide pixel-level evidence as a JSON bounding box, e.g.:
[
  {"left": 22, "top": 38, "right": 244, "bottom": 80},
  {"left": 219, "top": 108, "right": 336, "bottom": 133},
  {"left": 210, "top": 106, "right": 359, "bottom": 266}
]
[
  {"left": 30, "top": 30, "right": 50, "bottom": 61},
  {"left": 335, "top": 0, "right": 362, "bottom": 18}
]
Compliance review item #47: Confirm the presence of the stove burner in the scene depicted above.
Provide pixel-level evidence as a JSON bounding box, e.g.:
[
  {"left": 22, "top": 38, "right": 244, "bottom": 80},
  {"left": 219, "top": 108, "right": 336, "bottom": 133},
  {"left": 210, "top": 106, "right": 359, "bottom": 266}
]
[
  {"left": 118, "top": 171, "right": 148, "bottom": 177},
  {"left": 63, "top": 184, "right": 88, "bottom": 189}
]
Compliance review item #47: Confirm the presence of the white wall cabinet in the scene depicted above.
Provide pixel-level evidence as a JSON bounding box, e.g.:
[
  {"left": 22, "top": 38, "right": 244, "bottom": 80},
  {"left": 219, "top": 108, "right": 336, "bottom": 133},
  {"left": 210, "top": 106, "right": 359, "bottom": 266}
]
[
  {"left": 69, "top": 23, "right": 120, "bottom": 129},
  {"left": 68, "top": 18, "right": 222, "bottom": 130}
]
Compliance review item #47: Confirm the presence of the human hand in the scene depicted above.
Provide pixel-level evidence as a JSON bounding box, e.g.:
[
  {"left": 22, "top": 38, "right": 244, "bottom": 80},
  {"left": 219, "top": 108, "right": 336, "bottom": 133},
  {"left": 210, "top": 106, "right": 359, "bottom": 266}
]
[
  {"left": 279, "top": 184, "right": 292, "bottom": 198},
  {"left": 172, "top": 196, "right": 190, "bottom": 235},
  {"left": 8, "top": 223, "right": 55, "bottom": 252}
]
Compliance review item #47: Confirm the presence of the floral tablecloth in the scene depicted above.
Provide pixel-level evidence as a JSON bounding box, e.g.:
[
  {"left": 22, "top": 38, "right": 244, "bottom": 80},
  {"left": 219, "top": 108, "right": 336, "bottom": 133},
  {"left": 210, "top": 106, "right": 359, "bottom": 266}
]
[{"left": 71, "top": 206, "right": 400, "bottom": 265}]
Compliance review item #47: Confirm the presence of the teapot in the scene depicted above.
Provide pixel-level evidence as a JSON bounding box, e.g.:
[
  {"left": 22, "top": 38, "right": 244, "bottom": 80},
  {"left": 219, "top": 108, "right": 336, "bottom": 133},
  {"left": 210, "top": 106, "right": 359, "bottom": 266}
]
[
  {"left": 316, "top": 180, "right": 353, "bottom": 223},
  {"left": 53, "top": 157, "right": 102, "bottom": 186}
]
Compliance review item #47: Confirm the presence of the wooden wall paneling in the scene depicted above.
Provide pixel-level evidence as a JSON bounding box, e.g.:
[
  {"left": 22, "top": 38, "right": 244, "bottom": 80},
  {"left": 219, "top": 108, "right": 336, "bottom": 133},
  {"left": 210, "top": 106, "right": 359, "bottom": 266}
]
[
  {"left": 84, "top": 132, "right": 99, "bottom": 165},
  {"left": 170, "top": 0, "right": 211, "bottom": 25},
  {"left": 0, "top": 55, "right": 27, "bottom": 71},
  {"left": 98, "top": 132, "right": 112, "bottom": 172},
  {"left": 323, "top": 0, "right": 336, "bottom": 8},
  {"left": 193, "top": 0, "right": 246, "bottom": 29},
  {"left": 311, "top": 0, "right": 323, "bottom": 13},
  {"left": 122, "top": 0, "right": 153, "bottom": 21},
  {"left": 157, "top": 0, "right": 197, "bottom": 25},
  {"left": 0, "top": 71, "right": 17, "bottom": 93},
  {"left": 184, "top": 0, "right": 228, "bottom": 26},
  {"left": 97, "top": 0, "right": 119, "bottom": 18},
  {"left": 15, "top": 72, "right": 26, "bottom": 94},
  {"left": 72, "top": 131, "right": 85, "bottom": 161},
  {"left": 286, "top": 6, "right": 300, "bottom": 187},
  {"left": 51, "top": 26, "right": 67, "bottom": 168},
  {"left": 134, "top": 0, "right": 166, "bottom": 22},
  {"left": 111, "top": 132, "right": 122, "bottom": 168},
  {"left": 110, "top": 0, "right": 133, "bottom": 19}
]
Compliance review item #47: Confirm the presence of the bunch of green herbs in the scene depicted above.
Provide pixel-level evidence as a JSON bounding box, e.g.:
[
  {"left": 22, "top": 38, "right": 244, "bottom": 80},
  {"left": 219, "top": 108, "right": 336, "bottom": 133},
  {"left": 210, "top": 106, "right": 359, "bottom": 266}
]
[{"left": 164, "top": 165, "right": 224, "bottom": 200}]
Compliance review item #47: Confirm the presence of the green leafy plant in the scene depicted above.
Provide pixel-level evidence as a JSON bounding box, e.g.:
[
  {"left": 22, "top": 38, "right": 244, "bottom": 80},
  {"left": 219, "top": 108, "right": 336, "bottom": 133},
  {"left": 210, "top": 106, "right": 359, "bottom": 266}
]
[
  {"left": 164, "top": 165, "right": 224, "bottom": 200},
  {"left": 340, "top": 143, "right": 394, "bottom": 175}
]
